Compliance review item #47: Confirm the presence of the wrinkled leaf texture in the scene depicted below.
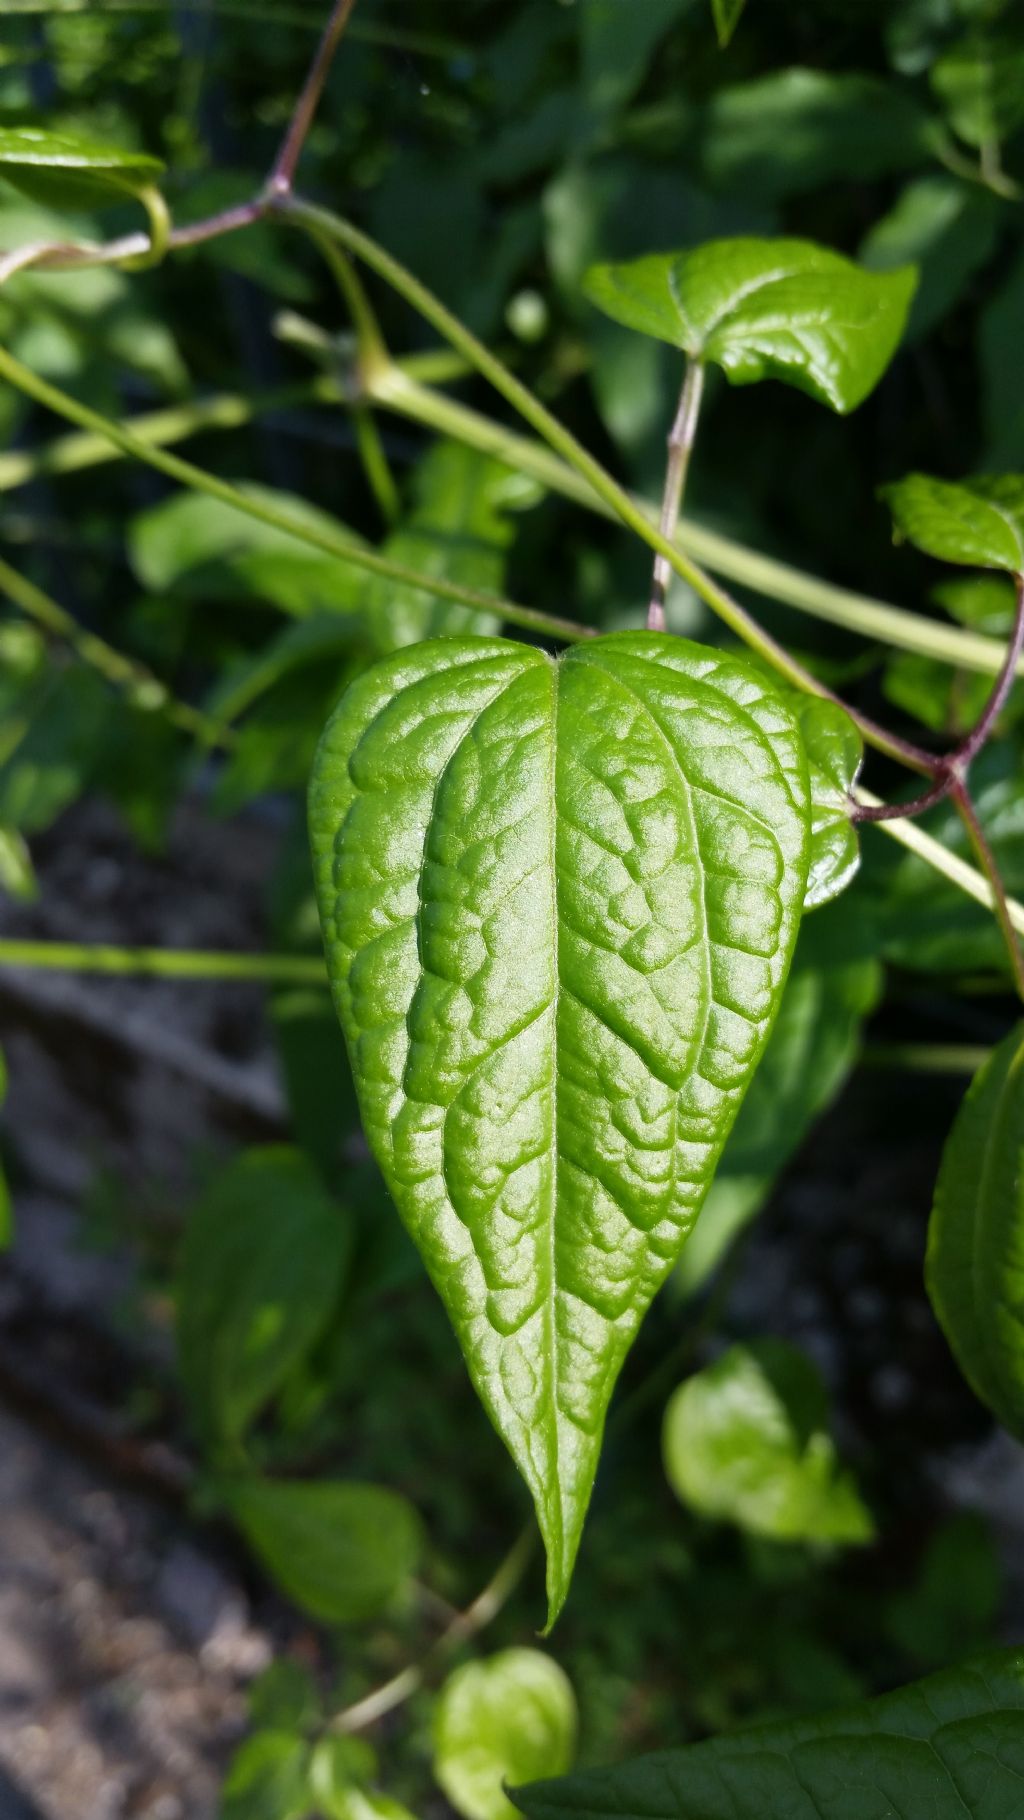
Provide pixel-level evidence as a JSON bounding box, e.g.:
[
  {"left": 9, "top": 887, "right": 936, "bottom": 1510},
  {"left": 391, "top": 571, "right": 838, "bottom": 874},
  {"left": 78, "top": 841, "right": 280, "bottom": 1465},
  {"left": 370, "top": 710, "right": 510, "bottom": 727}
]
[
  {"left": 310, "top": 632, "right": 810, "bottom": 1623},
  {"left": 514, "top": 1651, "right": 1024, "bottom": 1820}
]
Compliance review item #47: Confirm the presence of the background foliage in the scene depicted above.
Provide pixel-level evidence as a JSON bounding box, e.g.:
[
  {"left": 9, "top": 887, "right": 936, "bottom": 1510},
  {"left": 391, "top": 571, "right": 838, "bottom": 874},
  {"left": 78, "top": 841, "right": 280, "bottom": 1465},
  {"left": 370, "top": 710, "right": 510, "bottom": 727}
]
[{"left": 1, "top": 2, "right": 1023, "bottom": 1816}]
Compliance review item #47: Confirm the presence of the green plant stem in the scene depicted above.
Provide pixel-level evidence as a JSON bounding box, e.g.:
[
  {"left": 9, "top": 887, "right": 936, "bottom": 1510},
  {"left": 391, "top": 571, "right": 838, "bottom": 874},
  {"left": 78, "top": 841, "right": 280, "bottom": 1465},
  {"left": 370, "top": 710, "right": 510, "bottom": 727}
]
[
  {"left": 855, "top": 785, "right": 1024, "bottom": 940},
  {"left": 951, "top": 779, "right": 1024, "bottom": 1002},
  {"left": 330, "top": 1526, "right": 535, "bottom": 1736},
  {"left": 367, "top": 366, "right": 1018, "bottom": 684},
  {"left": 649, "top": 359, "right": 705, "bottom": 631},
  {"left": 0, "top": 938, "right": 327, "bottom": 984},
  {"left": 862, "top": 1043, "right": 993, "bottom": 1074},
  {"left": 0, "top": 553, "right": 231, "bottom": 747},
  {"left": 267, "top": 0, "right": 359, "bottom": 195},
  {"left": 0, "top": 343, "right": 588, "bottom": 648},
  {"left": 0, "top": 379, "right": 330, "bottom": 491}
]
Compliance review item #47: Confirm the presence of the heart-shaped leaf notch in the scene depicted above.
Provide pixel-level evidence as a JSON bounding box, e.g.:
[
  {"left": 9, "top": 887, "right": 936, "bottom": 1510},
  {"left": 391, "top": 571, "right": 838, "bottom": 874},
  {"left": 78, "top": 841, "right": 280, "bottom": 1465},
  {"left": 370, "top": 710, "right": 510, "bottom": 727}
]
[
  {"left": 584, "top": 237, "right": 917, "bottom": 414},
  {"left": 310, "top": 632, "right": 811, "bottom": 1624}
]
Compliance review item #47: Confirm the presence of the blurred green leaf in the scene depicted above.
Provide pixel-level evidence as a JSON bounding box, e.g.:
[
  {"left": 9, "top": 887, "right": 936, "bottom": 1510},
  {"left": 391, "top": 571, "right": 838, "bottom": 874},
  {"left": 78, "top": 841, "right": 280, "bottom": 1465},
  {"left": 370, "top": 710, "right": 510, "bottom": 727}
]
[
  {"left": 219, "top": 1728, "right": 311, "bottom": 1820},
  {"left": 711, "top": 0, "right": 747, "bottom": 48},
  {"left": 676, "top": 922, "right": 882, "bottom": 1296},
  {"left": 226, "top": 1477, "right": 422, "bottom": 1624},
  {"left": 247, "top": 1659, "right": 321, "bottom": 1734},
  {"left": 307, "top": 1740, "right": 391, "bottom": 1820},
  {"left": 663, "top": 1340, "right": 875, "bottom": 1545},
  {"left": 698, "top": 70, "right": 933, "bottom": 198},
  {"left": 177, "top": 1146, "right": 352, "bottom": 1447},
  {"left": 585, "top": 239, "right": 916, "bottom": 412},
  {"left": 365, "top": 441, "right": 541, "bottom": 652},
  {"left": 0, "top": 663, "right": 108, "bottom": 834},
  {"left": 128, "top": 484, "right": 365, "bottom": 609},
  {"left": 981, "top": 250, "right": 1024, "bottom": 466},
  {"left": 860, "top": 176, "right": 998, "bottom": 340},
  {"left": 0, "top": 821, "right": 37, "bottom": 901},
  {"left": 883, "top": 471, "right": 1024, "bottom": 571},
  {"left": 927, "top": 1021, "right": 1024, "bottom": 1437},
  {"left": 515, "top": 1653, "right": 1024, "bottom": 1820},
  {"left": 0, "top": 123, "right": 163, "bottom": 208},
  {"left": 931, "top": 30, "right": 1024, "bottom": 146},
  {"left": 579, "top": 0, "right": 695, "bottom": 116},
  {"left": 886, "top": 1513, "right": 1001, "bottom": 1667},
  {"left": 435, "top": 1651, "right": 577, "bottom": 1820}
]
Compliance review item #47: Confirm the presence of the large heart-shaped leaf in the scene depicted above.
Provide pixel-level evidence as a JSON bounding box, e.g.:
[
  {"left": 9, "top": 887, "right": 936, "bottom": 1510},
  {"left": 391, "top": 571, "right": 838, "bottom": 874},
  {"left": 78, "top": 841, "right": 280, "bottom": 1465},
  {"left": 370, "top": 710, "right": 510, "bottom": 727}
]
[
  {"left": 309, "top": 632, "right": 810, "bottom": 1622},
  {"left": 435, "top": 1650, "right": 577, "bottom": 1820},
  {"left": 583, "top": 239, "right": 917, "bottom": 413},
  {"left": 882, "top": 472, "right": 1024, "bottom": 573},
  {"left": 0, "top": 125, "right": 164, "bottom": 208},
  {"left": 514, "top": 1651, "right": 1024, "bottom": 1820},
  {"left": 926, "top": 1021, "right": 1024, "bottom": 1439}
]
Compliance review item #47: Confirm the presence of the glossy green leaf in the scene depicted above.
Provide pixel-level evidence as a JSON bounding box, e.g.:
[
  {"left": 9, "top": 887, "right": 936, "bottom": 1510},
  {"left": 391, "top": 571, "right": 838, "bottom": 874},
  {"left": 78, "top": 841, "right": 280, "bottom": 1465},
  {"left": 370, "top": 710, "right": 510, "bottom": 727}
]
[
  {"left": 177, "top": 1147, "right": 351, "bottom": 1446},
  {"left": 226, "top": 1477, "right": 422, "bottom": 1624},
  {"left": 309, "top": 631, "right": 810, "bottom": 1621},
  {"left": 514, "top": 1651, "right": 1024, "bottom": 1820},
  {"left": 435, "top": 1651, "right": 577, "bottom": 1820},
  {"left": 711, "top": 0, "right": 747, "bottom": 48},
  {"left": 698, "top": 70, "right": 932, "bottom": 199},
  {"left": 584, "top": 239, "right": 916, "bottom": 413},
  {"left": 662, "top": 1339, "right": 874, "bottom": 1545},
  {"left": 676, "top": 922, "right": 881, "bottom": 1296},
  {"left": 926, "top": 1022, "right": 1024, "bottom": 1439},
  {"left": 793, "top": 696, "right": 862, "bottom": 909},
  {"left": 882, "top": 472, "right": 1024, "bottom": 573},
  {"left": 0, "top": 125, "right": 164, "bottom": 208}
]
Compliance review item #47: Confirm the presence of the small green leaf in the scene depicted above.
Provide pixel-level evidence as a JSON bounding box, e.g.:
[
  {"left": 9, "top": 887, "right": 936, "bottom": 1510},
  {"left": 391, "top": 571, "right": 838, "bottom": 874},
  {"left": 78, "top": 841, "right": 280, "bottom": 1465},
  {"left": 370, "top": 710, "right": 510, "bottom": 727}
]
[
  {"left": 128, "top": 484, "right": 365, "bottom": 609},
  {"left": 310, "top": 632, "right": 810, "bottom": 1622},
  {"left": 931, "top": 31, "right": 1024, "bottom": 149},
  {"left": 307, "top": 1738, "right": 383, "bottom": 1818},
  {"left": 793, "top": 696, "right": 862, "bottom": 910},
  {"left": 435, "top": 1651, "right": 577, "bottom": 1820},
  {"left": 226, "top": 1477, "right": 422, "bottom": 1624},
  {"left": 0, "top": 823, "right": 38, "bottom": 902},
  {"left": 0, "top": 125, "right": 164, "bottom": 209},
  {"left": 220, "top": 1728, "right": 311, "bottom": 1820},
  {"left": 698, "top": 70, "right": 932, "bottom": 200},
  {"left": 514, "top": 1652, "right": 1024, "bottom": 1820},
  {"left": 711, "top": 0, "right": 746, "bottom": 48},
  {"left": 580, "top": 0, "right": 695, "bottom": 115},
  {"left": 662, "top": 1339, "right": 874, "bottom": 1545},
  {"left": 882, "top": 472, "right": 1024, "bottom": 574},
  {"left": 247, "top": 1659, "right": 321, "bottom": 1733},
  {"left": 926, "top": 1022, "right": 1024, "bottom": 1439},
  {"left": 886, "top": 1513, "right": 1001, "bottom": 1669},
  {"left": 584, "top": 239, "right": 916, "bottom": 413},
  {"left": 860, "top": 176, "right": 998, "bottom": 343},
  {"left": 364, "top": 441, "right": 540, "bottom": 653},
  {"left": 177, "top": 1147, "right": 351, "bottom": 1447}
]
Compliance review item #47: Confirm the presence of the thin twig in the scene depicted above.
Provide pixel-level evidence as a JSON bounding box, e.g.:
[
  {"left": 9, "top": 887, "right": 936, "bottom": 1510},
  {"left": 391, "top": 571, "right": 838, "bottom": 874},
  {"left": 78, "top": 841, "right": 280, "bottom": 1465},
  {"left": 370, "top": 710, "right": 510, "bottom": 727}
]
[
  {"left": 649, "top": 360, "right": 704, "bottom": 632},
  {"left": 267, "top": 0, "right": 359, "bottom": 197},
  {"left": 330, "top": 1526, "right": 535, "bottom": 1735},
  {"left": 853, "top": 572, "right": 1024, "bottom": 825},
  {"left": 951, "top": 780, "right": 1024, "bottom": 1003}
]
